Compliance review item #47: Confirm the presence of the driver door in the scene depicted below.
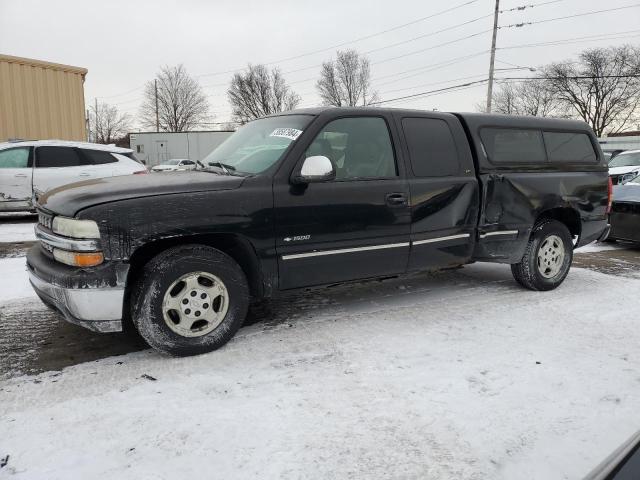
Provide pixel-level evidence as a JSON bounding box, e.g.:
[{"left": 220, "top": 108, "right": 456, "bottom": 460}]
[{"left": 274, "top": 115, "right": 411, "bottom": 289}]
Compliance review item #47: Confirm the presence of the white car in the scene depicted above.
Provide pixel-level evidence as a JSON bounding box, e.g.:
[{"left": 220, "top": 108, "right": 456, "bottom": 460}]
[
  {"left": 609, "top": 150, "right": 640, "bottom": 185},
  {"left": 151, "top": 159, "right": 197, "bottom": 172},
  {"left": 0, "top": 140, "right": 147, "bottom": 212}
]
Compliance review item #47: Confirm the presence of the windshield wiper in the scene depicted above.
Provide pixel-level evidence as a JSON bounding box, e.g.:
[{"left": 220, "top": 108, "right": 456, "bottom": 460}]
[{"left": 206, "top": 162, "right": 242, "bottom": 176}]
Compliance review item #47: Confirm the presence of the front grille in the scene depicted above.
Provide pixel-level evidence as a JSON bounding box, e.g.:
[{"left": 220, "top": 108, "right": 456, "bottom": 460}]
[
  {"left": 38, "top": 210, "right": 53, "bottom": 230},
  {"left": 610, "top": 175, "right": 621, "bottom": 185}
]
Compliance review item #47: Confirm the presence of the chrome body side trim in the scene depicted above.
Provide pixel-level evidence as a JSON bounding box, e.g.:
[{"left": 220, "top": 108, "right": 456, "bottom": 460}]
[
  {"left": 281, "top": 242, "right": 410, "bottom": 260},
  {"left": 479, "top": 230, "right": 519, "bottom": 239},
  {"left": 412, "top": 233, "right": 471, "bottom": 246},
  {"left": 34, "top": 224, "right": 100, "bottom": 252}
]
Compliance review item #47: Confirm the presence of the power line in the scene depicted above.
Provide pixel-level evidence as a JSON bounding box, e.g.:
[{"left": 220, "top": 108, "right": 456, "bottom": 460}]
[
  {"left": 375, "top": 51, "right": 489, "bottom": 84},
  {"left": 499, "top": 0, "right": 562, "bottom": 13},
  {"left": 371, "top": 29, "right": 492, "bottom": 66},
  {"left": 370, "top": 79, "right": 490, "bottom": 105},
  {"left": 499, "top": 3, "right": 640, "bottom": 29},
  {"left": 362, "top": 13, "right": 493, "bottom": 56},
  {"left": 379, "top": 73, "right": 490, "bottom": 96},
  {"left": 98, "top": 84, "right": 146, "bottom": 100},
  {"left": 498, "top": 30, "right": 640, "bottom": 50},
  {"left": 194, "top": 0, "right": 481, "bottom": 79}
]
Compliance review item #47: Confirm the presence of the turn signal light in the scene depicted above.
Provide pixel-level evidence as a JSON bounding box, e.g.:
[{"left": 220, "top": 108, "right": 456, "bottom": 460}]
[{"left": 53, "top": 249, "right": 104, "bottom": 267}]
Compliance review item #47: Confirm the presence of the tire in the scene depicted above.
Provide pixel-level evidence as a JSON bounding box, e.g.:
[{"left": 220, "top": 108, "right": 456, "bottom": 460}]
[
  {"left": 130, "top": 244, "right": 249, "bottom": 356},
  {"left": 511, "top": 219, "right": 573, "bottom": 291}
]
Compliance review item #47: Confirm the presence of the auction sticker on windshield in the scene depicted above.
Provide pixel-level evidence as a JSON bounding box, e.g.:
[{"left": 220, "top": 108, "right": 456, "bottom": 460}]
[{"left": 270, "top": 128, "right": 303, "bottom": 140}]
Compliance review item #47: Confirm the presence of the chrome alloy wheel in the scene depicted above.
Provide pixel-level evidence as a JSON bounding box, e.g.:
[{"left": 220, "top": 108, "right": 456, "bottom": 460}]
[
  {"left": 162, "top": 271, "right": 229, "bottom": 337},
  {"left": 537, "top": 234, "right": 565, "bottom": 279}
]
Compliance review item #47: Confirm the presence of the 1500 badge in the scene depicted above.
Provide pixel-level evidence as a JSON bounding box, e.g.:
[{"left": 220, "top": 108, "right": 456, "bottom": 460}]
[{"left": 283, "top": 235, "right": 311, "bottom": 242}]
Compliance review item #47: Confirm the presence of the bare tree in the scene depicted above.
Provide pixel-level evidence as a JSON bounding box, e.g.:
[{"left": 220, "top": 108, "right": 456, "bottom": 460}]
[
  {"left": 489, "top": 78, "right": 561, "bottom": 117},
  {"left": 317, "top": 50, "right": 378, "bottom": 107},
  {"left": 227, "top": 64, "right": 300, "bottom": 124},
  {"left": 139, "top": 64, "right": 209, "bottom": 132},
  {"left": 545, "top": 45, "right": 640, "bottom": 136},
  {"left": 89, "top": 102, "right": 131, "bottom": 144}
]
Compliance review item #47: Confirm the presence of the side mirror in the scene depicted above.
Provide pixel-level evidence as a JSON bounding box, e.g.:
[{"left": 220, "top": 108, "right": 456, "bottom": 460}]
[{"left": 292, "top": 155, "right": 336, "bottom": 184}]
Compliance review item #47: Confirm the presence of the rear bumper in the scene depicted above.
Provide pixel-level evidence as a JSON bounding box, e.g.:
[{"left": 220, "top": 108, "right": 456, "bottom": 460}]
[
  {"left": 576, "top": 219, "right": 610, "bottom": 247},
  {"left": 609, "top": 209, "right": 640, "bottom": 243},
  {"left": 26, "top": 245, "right": 127, "bottom": 333}
]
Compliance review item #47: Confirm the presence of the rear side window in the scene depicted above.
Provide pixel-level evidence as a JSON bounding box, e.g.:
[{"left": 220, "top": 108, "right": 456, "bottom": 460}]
[
  {"left": 36, "top": 147, "right": 86, "bottom": 168},
  {"left": 402, "top": 117, "right": 460, "bottom": 177},
  {"left": 80, "top": 149, "right": 118, "bottom": 165},
  {"left": 543, "top": 132, "right": 597, "bottom": 163},
  {"left": 480, "top": 128, "right": 547, "bottom": 164}
]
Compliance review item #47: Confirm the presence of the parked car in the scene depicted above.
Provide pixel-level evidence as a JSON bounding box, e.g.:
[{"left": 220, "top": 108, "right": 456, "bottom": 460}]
[
  {"left": 608, "top": 180, "right": 640, "bottom": 243},
  {"left": 28, "top": 108, "right": 609, "bottom": 356},
  {"left": 603, "top": 149, "right": 626, "bottom": 163},
  {"left": 608, "top": 150, "right": 640, "bottom": 185},
  {"left": 150, "top": 159, "right": 197, "bottom": 172},
  {"left": 0, "top": 140, "right": 147, "bottom": 212}
]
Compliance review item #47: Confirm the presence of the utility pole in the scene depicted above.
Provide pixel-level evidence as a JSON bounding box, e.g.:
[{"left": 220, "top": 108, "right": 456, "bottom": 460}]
[
  {"left": 94, "top": 98, "right": 98, "bottom": 142},
  {"left": 486, "top": 0, "right": 500, "bottom": 113},
  {"left": 154, "top": 79, "right": 160, "bottom": 132}
]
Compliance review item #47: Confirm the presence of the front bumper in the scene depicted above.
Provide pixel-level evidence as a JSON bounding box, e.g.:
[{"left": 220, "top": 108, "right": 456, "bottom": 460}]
[{"left": 27, "top": 245, "right": 127, "bottom": 333}]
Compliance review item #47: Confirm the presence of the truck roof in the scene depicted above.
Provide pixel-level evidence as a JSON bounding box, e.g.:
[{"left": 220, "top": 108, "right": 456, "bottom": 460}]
[{"left": 277, "top": 107, "right": 591, "bottom": 132}]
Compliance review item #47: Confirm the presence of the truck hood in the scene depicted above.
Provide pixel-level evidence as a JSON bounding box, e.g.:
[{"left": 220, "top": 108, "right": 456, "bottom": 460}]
[{"left": 38, "top": 172, "right": 245, "bottom": 217}]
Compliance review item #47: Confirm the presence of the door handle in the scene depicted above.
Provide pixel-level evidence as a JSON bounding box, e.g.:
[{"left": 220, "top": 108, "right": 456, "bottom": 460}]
[
  {"left": 14, "top": 173, "right": 28, "bottom": 178},
  {"left": 385, "top": 192, "right": 408, "bottom": 207},
  {"left": 79, "top": 173, "right": 91, "bottom": 177}
]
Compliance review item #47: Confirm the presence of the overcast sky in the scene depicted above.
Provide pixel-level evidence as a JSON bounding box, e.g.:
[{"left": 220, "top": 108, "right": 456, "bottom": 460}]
[{"left": 1, "top": 0, "right": 639, "bottom": 128}]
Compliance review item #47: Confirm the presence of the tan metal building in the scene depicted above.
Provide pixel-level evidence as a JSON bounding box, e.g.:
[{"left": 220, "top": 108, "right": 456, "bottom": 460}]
[{"left": 0, "top": 54, "right": 87, "bottom": 141}]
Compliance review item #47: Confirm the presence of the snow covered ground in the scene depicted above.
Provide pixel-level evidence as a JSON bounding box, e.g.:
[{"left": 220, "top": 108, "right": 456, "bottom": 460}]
[
  {"left": 575, "top": 241, "right": 624, "bottom": 253},
  {"left": 0, "top": 220, "right": 36, "bottom": 243},
  {"left": 0, "top": 257, "right": 35, "bottom": 302},
  {"left": 1, "top": 262, "right": 639, "bottom": 479}
]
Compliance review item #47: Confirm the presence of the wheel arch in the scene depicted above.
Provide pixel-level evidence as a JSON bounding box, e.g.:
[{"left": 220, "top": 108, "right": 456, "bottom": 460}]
[
  {"left": 535, "top": 207, "right": 582, "bottom": 238},
  {"left": 124, "top": 233, "right": 264, "bottom": 309}
]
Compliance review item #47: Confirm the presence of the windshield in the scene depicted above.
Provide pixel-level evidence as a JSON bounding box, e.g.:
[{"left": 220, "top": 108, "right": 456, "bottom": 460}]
[
  {"left": 202, "top": 115, "right": 313, "bottom": 174},
  {"left": 609, "top": 152, "right": 640, "bottom": 167}
]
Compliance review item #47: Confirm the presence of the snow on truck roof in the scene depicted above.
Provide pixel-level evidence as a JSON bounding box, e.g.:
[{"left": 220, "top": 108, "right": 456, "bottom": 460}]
[{"left": 0, "top": 140, "right": 133, "bottom": 153}]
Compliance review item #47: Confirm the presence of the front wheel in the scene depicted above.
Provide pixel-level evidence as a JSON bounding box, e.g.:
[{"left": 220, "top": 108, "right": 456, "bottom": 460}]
[
  {"left": 511, "top": 219, "right": 573, "bottom": 291},
  {"left": 131, "top": 244, "right": 249, "bottom": 356}
]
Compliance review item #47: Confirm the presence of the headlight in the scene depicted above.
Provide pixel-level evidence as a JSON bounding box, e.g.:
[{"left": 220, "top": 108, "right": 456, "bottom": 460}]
[
  {"left": 620, "top": 170, "right": 640, "bottom": 184},
  {"left": 52, "top": 217, "right": 101, "bottom": 239}
]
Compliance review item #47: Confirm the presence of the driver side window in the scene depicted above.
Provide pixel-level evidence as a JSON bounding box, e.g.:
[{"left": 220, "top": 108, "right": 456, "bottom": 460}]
[{"left": 304, "top": 117, "right": 397, "bottom": 180}]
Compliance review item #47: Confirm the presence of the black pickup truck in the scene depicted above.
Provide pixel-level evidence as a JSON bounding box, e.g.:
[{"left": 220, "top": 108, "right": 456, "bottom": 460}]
[{"left": 28, "top": 108, "right": 611, "bottom": 356}]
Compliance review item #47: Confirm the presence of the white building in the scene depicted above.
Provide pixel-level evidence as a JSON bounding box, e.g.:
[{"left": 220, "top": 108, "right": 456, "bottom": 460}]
[
  {"left": 598, "top": 134, "right": 640, "bottom": 152},
  {"left": 129, "top": 131, "right": 233, "bottom": 167}
]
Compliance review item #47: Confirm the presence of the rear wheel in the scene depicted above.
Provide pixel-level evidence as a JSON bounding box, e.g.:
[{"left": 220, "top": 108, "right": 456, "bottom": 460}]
[
  {"left": 511, "top": 219, "right": 573, "bottom": 291},
  {"left": 131, "top": 244, "right": 249, "bottom": 356}
]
